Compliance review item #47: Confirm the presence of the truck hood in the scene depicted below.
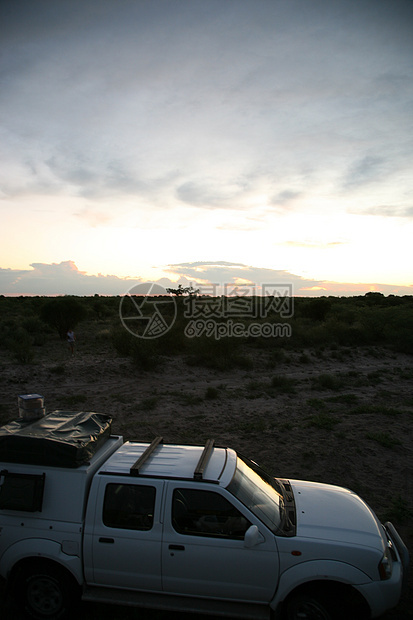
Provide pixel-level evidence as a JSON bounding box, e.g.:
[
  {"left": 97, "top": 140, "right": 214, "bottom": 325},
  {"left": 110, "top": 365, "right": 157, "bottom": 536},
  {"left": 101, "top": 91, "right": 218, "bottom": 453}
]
[{"left": 290, "top": 479, "right": 384, "bottom": 549}]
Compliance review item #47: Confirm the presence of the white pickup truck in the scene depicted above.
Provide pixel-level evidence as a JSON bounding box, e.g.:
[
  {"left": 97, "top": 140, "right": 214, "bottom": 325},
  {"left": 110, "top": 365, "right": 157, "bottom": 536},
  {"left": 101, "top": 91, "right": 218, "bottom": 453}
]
[{"left": 0, "top": 410, "right": 409, "bottom": 620}]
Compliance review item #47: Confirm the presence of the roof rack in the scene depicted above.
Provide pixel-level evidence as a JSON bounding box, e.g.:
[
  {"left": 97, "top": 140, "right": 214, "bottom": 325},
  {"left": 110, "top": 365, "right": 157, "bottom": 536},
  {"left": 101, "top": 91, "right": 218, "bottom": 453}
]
[
  {"left": 194, "top": 439, "right": 215, "bottom": 480},
  {"left": 130, "top": 436, "right": 163, "bottom": 476}
]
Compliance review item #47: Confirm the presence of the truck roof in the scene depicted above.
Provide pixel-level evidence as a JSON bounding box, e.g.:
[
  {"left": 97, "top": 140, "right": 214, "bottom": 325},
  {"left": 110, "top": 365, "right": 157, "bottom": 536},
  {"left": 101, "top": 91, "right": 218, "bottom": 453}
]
[{"left": 98, "top": 438, "right": 237, "bottom": 488}]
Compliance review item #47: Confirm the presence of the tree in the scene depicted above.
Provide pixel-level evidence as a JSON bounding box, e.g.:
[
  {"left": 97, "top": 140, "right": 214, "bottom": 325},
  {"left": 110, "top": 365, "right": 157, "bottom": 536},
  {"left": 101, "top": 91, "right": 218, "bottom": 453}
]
[
  {"left": 300, "top": 297, "right": 332, "bottom": 321},
  {"left": 364, "top": 292, "right": 385, "bottom": 306},
  {"left": 40, "top": 297, "right": 88, "bottom": 339},
  {"left": 166, "top": 284, "right": 200, "bottom": 297}
]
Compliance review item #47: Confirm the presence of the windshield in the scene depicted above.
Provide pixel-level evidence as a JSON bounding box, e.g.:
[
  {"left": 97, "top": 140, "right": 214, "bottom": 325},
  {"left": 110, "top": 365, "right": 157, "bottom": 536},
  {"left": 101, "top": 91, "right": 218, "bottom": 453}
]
[{"left": 227, "top": 457, "right": 284, "bottom": 534}]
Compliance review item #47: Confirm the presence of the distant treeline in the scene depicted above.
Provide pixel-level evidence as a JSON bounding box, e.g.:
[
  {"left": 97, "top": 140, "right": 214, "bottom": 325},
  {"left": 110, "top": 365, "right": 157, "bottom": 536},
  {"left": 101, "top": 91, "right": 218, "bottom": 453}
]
[{"left": 0, "top": 292, "right": 412, "bottom": 365}]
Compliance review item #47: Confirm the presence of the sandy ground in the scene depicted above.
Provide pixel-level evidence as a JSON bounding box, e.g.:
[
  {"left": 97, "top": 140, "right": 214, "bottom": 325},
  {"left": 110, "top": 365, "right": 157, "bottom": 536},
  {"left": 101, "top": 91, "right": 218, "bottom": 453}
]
[{"left": 0, "top": 331, "right": 412, "bottom": 618}]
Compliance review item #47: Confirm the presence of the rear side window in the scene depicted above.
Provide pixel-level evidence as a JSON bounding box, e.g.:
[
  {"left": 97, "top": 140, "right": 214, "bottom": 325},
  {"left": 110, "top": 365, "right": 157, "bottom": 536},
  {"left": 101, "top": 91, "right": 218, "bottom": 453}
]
[
  {"left": 0, "top": 471, "right": 45, "bottom": 512},
  {"left": 103, "top": 483, "right": 156, "bottom": 530}
]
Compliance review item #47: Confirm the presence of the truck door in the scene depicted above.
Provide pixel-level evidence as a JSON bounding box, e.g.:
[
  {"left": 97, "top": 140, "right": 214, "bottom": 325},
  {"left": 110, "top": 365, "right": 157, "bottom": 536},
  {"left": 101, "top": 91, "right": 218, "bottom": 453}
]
[
  {"left": 162, "top": 482, "right": 279, "bottom": 602},
  {"left": 84, "top": 477, "right": 164, "bottom": 590}
]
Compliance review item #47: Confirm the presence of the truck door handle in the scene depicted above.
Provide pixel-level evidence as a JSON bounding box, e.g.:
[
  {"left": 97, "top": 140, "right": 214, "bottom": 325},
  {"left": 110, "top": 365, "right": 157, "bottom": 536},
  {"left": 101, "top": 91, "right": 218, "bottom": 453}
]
[
  {"left": 169, "top": 544, "right": 185, "bottom": 551},
  {"left": 99, "top": 537, "right": 114, "bottom": 544}
]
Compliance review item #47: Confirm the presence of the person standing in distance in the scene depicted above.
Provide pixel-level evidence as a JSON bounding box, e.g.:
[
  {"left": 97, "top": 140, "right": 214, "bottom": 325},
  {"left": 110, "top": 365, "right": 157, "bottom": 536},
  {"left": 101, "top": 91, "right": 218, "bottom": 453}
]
[{"left": 67, "top": 329, "right": 76, "bottom": 355}]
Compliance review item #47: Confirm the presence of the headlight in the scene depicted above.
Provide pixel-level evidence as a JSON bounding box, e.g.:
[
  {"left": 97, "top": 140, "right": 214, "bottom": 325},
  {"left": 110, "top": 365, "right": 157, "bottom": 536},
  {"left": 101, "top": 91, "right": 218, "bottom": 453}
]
[{"left": 378, "top": 546, "right": 393, "bottom": 580}]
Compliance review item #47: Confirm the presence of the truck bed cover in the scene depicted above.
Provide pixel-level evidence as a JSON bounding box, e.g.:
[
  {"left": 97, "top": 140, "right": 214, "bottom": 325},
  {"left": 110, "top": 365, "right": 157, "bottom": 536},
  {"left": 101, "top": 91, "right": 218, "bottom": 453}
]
[{"left": 0, "top": 410, "right": 112, "bottom": 467}]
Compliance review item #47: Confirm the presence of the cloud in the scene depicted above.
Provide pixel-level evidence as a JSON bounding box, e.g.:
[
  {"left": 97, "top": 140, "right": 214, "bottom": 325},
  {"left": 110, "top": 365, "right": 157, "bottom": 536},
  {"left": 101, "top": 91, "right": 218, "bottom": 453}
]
[
  {"left": 166, "top": 261, "right": 413, "bottom": 296},
  {"left": 176, "top": 179, "right": 248, "bottom": 209},
  {"left": 166, "top": 261, "right": 323, "bottom": 296},
  {"left": 3, "top": 0, "right": 412, "bottom": 212},
  {"left": 350, "top": 205, "right": 413, "bottom": 218},
  {"left": 282, "top": 240, "right": 347, "bottom": 249},
  {"left": 342, "top": 155, "right": 388, "bottom": 190},
  {"left": 0, "top": 261, "right": 142, "bottom": 296},
  {"left": 0, "top": 260, "right": 412, "bottom": 297},
  {"left": 270, "top": 190, "right": 302, "bottom": 207}
]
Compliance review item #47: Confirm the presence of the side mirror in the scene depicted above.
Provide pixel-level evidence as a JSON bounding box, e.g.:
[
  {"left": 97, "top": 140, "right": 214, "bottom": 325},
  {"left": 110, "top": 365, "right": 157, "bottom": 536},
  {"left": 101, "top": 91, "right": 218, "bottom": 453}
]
[{"left": 244, "top": 524, "right": 259, "bottom": 548}]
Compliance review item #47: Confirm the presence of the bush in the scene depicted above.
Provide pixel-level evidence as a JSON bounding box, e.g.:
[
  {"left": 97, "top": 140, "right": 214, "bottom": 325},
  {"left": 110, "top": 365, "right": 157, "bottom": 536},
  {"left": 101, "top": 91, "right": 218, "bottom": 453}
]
[
  {"left": 299, "top": 298, "right": 332, "bottom": 321},
  {"left": 22, "top": 316, "right": 48, "bottom": 346},
  {"left": 112, "top": 328, "right": 133, "bottom": 357},
  {"left": 130, "top": 339, "right": 161, "bottom": 371},
  {"left": 326, "top": 320, "right": 368, "bottom": 346},
  {"left": 311, "top": 373, "right": 345, "bottom": 391},
  {"left": 205, "top": 387, "right": 220, "bottom": 400},
  {"left": 271, "top": 375, "right": 296, "bottom": 394},
  {"left": 308, "top": 412, "right": 340, "bottom": 430},
  {"left": 40, "top": 297, "right": 88, "bottom": 339},
  {"left": 186, "top": 335, "right": 251, "bottom": 370},
  {"left": 366, "top": 432, "right": 402, "bottom": 449},
  {"left": 10, "top": 329, "right": 34, "bottom": 364}
]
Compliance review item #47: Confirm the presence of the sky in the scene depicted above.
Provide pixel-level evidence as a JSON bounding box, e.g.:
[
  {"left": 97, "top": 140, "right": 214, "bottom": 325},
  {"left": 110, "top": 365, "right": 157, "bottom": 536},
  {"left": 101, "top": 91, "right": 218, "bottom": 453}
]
[{"left": 1, "top": 0, "right": 412, "bottom": 296}]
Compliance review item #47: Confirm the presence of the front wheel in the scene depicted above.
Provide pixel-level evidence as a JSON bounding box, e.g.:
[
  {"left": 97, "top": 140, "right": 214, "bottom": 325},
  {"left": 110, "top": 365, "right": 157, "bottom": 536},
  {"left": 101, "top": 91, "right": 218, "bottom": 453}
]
[
  {"left": 10, "top": 562, "right": 80, "bottom": 620},
  {"left": 285, "top": 591, "right": 345, "bottom": 620}
]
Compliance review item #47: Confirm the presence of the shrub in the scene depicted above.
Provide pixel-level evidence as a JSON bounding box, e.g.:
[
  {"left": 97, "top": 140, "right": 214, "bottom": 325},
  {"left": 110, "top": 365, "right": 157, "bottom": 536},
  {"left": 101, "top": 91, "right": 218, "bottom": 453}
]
[
  {"left": 205, "top": 387, "right": 220, "bottom": 400},
  {"left": 40, "top": 297, "right": 88, "bottom": 339},
  {"left": 0, "top": 318, "right": 19, "bottom": 351},
  {"left": 50, "top": 365, "right": 65, "bottom": 375},
  {"left": 308, "top": 412, "right": 340, "bottom": 430},
  {"left": 299, "top": 298, "right": 332, "bottom": 321},
  {"left": 186, "top": 335, "right": 250, "bottom": 371},
  {"left": 352, "top": 405, "right": 402, "bottom": 416},
  {"left": 306, "top": 398, "right": 327, "bottom": 409},
  {"left": 239, "top": 418, "right": 267, "bottom": 434},
  {"left": 130, "top": 339, "right": 161, "bottom": 371},
  {"left": 10, "top": 329, "right": 34, "bottom": 364},
  {"left": 366, "top": 432, "right": 402, "bottom": 449},
  {"left": 384, "top": 496, "right": 412, "bottom": 525},
  {"left": 21, "top": 317, "right": 48, "bottom": 346},
  {"left": 311, "top": 373, "right": 345, "bottom": 391},
  {"left": 139, "top": 396, "right": 159, "bottom": 411},
  {"left": 268, "top": 349, "right": 287, "bottom": 366},
  {"left": 271, "top": 375, "right": 297, "bottom": 394},
  {"left": 326, "top": 394, "right": 359, "bottom": 405},
  {"left": 112, "top": 328, "right": 133, "bottom": 357},
  {"left": 327, "top": 320, "right": 368, "bottom": 346}
]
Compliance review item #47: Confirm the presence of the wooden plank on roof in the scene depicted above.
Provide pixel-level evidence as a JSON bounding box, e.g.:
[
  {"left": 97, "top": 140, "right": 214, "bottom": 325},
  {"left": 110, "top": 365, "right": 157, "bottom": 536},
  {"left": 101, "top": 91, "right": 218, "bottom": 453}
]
[
  {"left": 130, "top": 436, "right": 163, "bottom": 476},
  {"left": 194, "top": 439, "right": 215, "bottom": 480}
]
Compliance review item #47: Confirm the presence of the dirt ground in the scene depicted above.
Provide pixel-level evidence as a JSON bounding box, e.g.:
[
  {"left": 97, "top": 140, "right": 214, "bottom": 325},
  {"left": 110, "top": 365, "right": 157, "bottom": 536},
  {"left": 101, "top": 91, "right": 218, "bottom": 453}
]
[{"left": 0, "top": 327, "right": 412, "bottom": 619}]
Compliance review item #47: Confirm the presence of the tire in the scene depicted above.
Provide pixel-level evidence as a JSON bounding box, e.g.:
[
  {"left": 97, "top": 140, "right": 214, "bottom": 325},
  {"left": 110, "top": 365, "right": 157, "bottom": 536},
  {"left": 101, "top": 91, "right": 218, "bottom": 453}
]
[
  {"left": 285, "top": 590, "right": 346, "bottom": 620},
  {"left": 10, "top": 562, "right": 80, "bottom": 620}
]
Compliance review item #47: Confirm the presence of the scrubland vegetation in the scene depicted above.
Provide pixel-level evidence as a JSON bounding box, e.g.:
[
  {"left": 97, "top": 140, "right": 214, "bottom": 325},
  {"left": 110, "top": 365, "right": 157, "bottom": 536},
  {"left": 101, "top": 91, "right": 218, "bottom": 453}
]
[{"left": 1, "top": 291, "right": 412, "bottom": 368}]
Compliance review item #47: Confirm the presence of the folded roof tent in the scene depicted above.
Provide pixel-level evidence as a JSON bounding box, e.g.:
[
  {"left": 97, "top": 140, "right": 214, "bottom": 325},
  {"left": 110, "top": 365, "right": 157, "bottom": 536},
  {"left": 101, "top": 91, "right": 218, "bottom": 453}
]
[{"left": 0, "top": 411, "right": 112, "bottom": 467}]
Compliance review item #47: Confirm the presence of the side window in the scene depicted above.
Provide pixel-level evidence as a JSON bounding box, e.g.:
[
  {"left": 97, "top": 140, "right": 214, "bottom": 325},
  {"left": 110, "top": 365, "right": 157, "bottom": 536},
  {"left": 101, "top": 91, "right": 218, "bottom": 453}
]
[
  {"left": 103, "top": 483, "right": 156, "bottom": 531},
  {"left": 172, "top": 488, "right": 250, "bottom": 539},
  {"left": 0, "top": 471, "right": 45, "bottom": 512}
]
